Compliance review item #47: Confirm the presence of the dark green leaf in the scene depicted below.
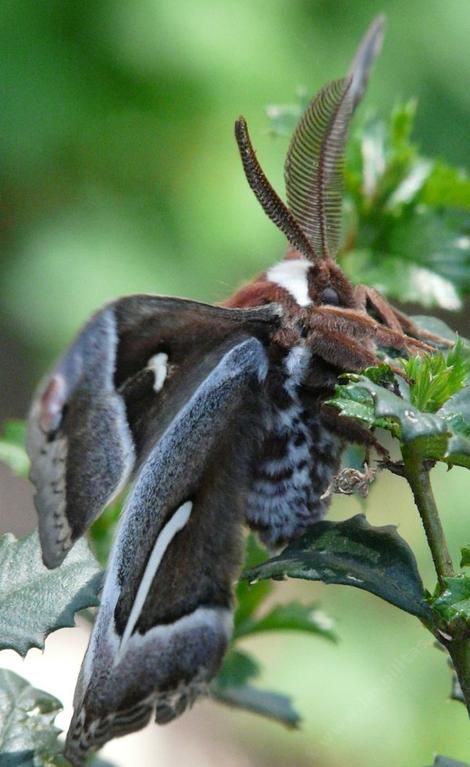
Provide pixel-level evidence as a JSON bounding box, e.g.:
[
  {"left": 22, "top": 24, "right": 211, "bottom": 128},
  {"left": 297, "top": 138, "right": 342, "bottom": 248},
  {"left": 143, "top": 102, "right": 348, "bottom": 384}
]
[
  {"left": 460, "top": 547, "right": 470, "bottom": 568},
  {"left": 328, "top": 380, "right": 378, "bottom": 428},
  {"left": 432, "top": 576, "right": 470, "bottom": 624},
  {"left": 0, "top": 420, "right": 29, "bottom": 478},
  {"left": 342, "top": 248, "right": 462, "bottom": 312},
  {"left": 0, "top": 669, "right": 64, "bottom": 766},
  {"left": 235, "top": 601, "right": 337, "bottom": 643},
  {"left": 244, "top": 514, "right": 432, "bottom": 621},
  {"left": 386, "top": 209, "right": 470, "bottom": 305},
  {"left": 212, "top": 684, "right": 300, "bottom": 730},
  {"left": 342, "top": 100, "right": 470, "bottom": 310},
  {"left": 216, "top": 649, "right": 260, "bottom": 689},
  {"left": 438, "top": 385, "right": 470, "bottom": 467},
  {"left": 331, "top": 374, "right": 447, "bottom": 446},
  {"left": 235, "top": 535, "right": 273, "bottom": 630},
  {"left": 331, "top": 325, "right": 470, "bottom": 467},
  {"left": 0, "top": 531, "right": 102, "bottom": 656},
  {"left": 427, "top": 758, "right": 470, "bottom": 767}
]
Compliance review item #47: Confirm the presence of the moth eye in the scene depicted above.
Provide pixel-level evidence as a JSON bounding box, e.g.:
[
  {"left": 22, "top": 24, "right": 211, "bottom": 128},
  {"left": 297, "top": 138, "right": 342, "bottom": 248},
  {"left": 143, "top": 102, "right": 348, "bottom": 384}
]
[{"left": 320, "top": 287, "right": 340, "bottom": 306}]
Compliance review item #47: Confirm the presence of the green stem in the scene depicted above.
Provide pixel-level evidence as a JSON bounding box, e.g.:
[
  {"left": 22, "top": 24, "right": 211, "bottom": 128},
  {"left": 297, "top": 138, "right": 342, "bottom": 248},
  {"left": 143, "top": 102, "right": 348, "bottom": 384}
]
[
  {"left": 402, "top": 445, "right": 470, "bottom": 718},
  {"left": 402, "top": 444, "right": 454, "bottom": 587},
  {"left": 447, "top": 640, "right": 470, "bottom": 715}
]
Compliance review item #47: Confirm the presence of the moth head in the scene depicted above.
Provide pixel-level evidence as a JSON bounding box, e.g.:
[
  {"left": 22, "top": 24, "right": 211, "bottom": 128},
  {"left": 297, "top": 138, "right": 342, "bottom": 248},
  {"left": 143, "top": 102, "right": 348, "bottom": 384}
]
[
  {"left": 234, "top": 15, "right": 385, "bottom": 269},
  {"left": 306, "top": 257, "right": 357, "bottom": 308}
]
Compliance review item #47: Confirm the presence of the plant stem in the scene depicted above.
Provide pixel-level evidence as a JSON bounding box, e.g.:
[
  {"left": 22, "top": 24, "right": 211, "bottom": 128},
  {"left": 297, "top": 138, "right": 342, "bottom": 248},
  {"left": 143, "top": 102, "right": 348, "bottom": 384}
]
[
  {"left": 402, "top": 445, "right": 454, "bottom": 588},
  {"left": 447, "top": 640, "right": 470, "bottom": 715},
  {"left": 402, "top": 446, "right": 470, "bottom": 717}
]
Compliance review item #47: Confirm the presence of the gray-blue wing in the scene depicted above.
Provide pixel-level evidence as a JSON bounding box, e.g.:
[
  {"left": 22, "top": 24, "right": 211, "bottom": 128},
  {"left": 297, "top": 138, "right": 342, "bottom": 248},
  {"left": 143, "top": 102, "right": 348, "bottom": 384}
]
[
  {"left": 27, "top": 295, "right": 276, "bottom": 568},
  {"left": 64, "top": 335, "right": 269, "bottom": 765}
]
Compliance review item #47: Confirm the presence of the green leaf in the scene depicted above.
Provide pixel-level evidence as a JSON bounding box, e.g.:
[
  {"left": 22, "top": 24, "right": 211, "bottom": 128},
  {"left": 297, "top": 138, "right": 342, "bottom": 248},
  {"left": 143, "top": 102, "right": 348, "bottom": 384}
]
[
  {"left": 329, "top": 341, "right": 470, "bottom": 468},
  {"left": 422, "top": 162, "right": 470, "bottom": 210},
  {"left": 427, "top": 758, "right": 470, "bottom": 767},
  {"left": 0, "top": 420, "right": 29, "bottom": 478},
  {"left": 385, "top": 209, "right": 470, "bottom": 305},
  {"left": 213, "top": 647, "right": 300, "bottom": 729},
  {"left": 403, "top": 340, "right": 470, "bottom": 413},
  {"left": 327, "top": 380, "right": 378, "bottom": 428},
  {"left": 0, "top": 531, "right": 102, "bottom": 656},
  {"left": 330, "top": 318, "right": 470, "bottom": 467},
  {"left": 432, "top": 576, "right": 470, "bottom": 624},
  {"left": 342, "top": 100, "right": 470, "bottom": 310},
  {"left": 0, "top": 669, "right": 65, "bottom": 766},
  {"left": 438, "top": 386, "right": 470, "bottom": 467},
  {"left": 342, "top": 248, "right": 463, "bottom": 312},
  {"left": 212, "top": 684, "right": 300, "bottom": 730},
  {"left": 460, "top": 547, "right": 470, "bottom": 568},
  {"left": 216, "top": 649, "right": 260, "bottom": 689},
  {"left": 244, "top": 514, "right": 432, "bottom": 621},
  {"left": 330, "top": 375, "right": 447, "bottom": 449},
  {"left": 235, "top": 601, "right": 337, "bottom": 643},
  {"left": 235, "top": 535, "right": 273, "bottom": 630},
  {"left": 234, "top": 533, "right": 272, "bottom": 636}
]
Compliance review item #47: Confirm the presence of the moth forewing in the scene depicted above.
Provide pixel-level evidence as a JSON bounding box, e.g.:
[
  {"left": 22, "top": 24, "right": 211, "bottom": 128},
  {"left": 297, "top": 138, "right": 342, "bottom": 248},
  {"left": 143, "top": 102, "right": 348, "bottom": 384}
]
[
  {"left": 64, "top": 336, "right": 270, "bottom": 764},
  {"left": 27, "top": 306, "right": 136, "bottom": 568},
  {"left": 27, "top": 294, "right": 278, "bottom": 568}
]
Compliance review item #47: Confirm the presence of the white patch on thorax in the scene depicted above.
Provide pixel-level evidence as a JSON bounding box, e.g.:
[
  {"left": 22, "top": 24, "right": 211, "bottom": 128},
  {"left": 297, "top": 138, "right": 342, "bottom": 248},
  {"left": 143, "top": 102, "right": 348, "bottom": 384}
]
[
  {"left": 117, "top": 500, "right": 193, "bottom": 659},
  {"left": 266, "top": 259, "right": 312, "bottom": 307},
  {"left": 284, "top": 345, "right": 311, "bottom": 389},
  {"left": 147, "top": 352, "right": 169, "bottom": 392}
]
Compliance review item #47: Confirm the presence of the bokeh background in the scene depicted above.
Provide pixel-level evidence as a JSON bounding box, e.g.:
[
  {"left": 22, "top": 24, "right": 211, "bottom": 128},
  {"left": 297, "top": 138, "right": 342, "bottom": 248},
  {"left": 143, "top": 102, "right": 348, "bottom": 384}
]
[{"left": 1, "top": 1, "right": 470, "bottom": 765}]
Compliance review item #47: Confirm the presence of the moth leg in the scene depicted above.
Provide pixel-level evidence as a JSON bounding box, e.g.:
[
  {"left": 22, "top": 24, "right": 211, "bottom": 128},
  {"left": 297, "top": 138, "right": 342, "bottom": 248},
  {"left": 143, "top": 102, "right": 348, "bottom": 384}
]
[
  {"left": 307, "top": 327, "right": 408, "bottom": 382},
  {"left": 355, "top": 284, "right": 453, "bottom": 349},
  {"left": 321, "top": 404, "right": 389, "bottom": 459},
  {"left": 391, "top": 305, "right": 454, "bottom": 348},
  {"left": 371, "top": 324, "right": 436, "bottom": 356},
  {"left": 355, "top": 284, "right": 403, "bottom": 332},
  {"left": 307, "top": 328, "right": 382, "bottom": 372}
]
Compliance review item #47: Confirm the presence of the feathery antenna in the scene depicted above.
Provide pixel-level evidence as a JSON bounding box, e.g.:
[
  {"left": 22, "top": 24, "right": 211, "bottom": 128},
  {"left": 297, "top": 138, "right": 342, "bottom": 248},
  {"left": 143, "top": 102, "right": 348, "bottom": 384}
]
[
  {"left": 235, "top": 116, "right": 318, "bottom": 261},
  {"left": 284, "top": 15, "right": 386, "bottom": 261},
  {"left": 348, "top": 14, "right": 386, "bottom": 112},
  {"left": 284, "top": 76, "right": 353, "bottom": 261}
]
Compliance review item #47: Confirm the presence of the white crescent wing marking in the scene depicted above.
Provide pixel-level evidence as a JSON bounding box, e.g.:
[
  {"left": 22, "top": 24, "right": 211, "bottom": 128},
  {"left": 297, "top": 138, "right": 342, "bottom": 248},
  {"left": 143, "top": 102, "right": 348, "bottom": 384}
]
[{"left": 116, "top": 500, "right": 193, "bottom": 661}]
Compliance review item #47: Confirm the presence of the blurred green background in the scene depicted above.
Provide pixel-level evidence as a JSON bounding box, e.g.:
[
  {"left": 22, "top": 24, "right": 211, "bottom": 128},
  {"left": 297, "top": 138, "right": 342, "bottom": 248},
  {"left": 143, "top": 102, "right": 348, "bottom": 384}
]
[{"left": 1, "top": 1, "right": 470, "bottom": 765}]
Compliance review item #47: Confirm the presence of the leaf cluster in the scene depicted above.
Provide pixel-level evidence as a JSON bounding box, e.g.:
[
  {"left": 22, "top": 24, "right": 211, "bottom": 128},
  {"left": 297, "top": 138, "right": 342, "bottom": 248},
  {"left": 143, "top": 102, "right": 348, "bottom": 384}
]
[{"left": 330, "top": 317, "right": 470, "bottom": 468}]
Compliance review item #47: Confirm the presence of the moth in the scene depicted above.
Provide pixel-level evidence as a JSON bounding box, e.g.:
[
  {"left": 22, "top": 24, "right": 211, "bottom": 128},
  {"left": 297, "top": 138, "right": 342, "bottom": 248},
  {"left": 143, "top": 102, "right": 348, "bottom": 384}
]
[{"left": 26, "top": 15, "right": 445, "bottom": 765}]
